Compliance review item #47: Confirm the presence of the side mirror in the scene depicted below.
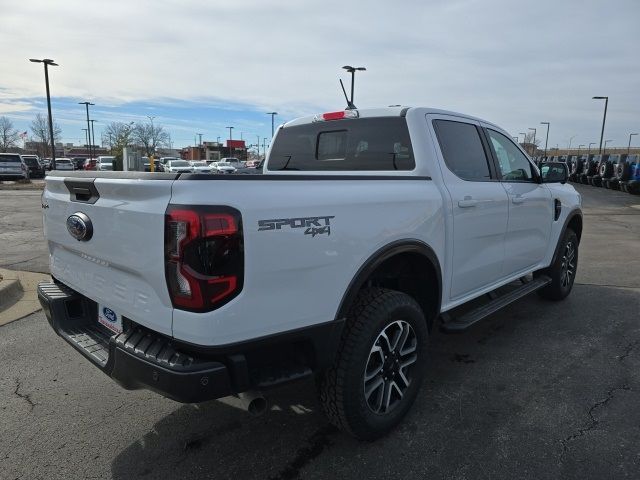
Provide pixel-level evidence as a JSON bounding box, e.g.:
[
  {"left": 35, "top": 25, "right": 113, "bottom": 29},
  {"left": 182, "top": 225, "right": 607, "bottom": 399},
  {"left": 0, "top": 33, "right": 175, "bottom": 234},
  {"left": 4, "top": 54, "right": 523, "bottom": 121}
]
[{"left": 541, "top": 161, "right": 568, "bottom": 184}]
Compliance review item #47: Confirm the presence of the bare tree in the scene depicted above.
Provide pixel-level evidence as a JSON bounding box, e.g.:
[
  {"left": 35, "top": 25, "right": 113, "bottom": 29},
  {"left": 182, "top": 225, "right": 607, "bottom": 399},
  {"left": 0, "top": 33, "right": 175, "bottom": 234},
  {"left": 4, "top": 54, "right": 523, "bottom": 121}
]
[
  {"left": 104, "top": 122, "right": 135, "bottom": 150},
  {"left": 522, "top": 132, "right": 541, "bottom": 156},
  {"left": 132, "top": 120, "right": 170, "bottom": 156},
  {"left": 30, "top": 113, "right": 62, "bottom": 157},
  {"left": 0, "top": 116, "right": 20, "bottom": 152}
]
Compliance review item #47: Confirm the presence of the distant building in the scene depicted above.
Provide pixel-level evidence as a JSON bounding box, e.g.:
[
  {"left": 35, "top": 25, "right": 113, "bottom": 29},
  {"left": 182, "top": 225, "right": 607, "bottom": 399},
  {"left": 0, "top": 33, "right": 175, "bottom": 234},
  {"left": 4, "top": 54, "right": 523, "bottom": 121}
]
[{"left": 180, "top": 140, "right": 247, "bottom": 161}]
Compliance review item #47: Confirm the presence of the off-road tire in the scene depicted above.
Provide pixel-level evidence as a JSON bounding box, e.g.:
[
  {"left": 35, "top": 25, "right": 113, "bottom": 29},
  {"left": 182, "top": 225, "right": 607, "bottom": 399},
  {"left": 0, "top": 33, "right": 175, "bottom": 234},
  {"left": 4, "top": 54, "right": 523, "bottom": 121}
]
[
  {"left": 317, "top": 288, "right": 428, "bottom": 440},
  {"left": 536, "top": 228, "right": 578, "bottom": 301}
]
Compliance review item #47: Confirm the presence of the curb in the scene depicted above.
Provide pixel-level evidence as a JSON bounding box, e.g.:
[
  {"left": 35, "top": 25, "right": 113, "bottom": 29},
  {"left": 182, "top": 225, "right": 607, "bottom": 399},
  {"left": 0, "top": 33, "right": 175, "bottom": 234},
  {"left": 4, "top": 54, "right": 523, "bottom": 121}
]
[{"left": 0, "top": 269, "right": 51, "bottom": 326}]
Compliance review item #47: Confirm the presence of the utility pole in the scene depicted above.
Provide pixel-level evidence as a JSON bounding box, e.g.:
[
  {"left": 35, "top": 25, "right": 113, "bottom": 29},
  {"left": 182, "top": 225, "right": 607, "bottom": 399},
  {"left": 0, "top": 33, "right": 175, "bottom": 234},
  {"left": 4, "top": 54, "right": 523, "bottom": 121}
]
[
  {"left": 628, "top": 133, "right": 638, "bottom": 154},
  {"left": 90, "top": 120, "right": 97, "bottom": 157},
  {"left": 540, "top": 122, "right": 550, "bottom": 157},
  {"left": 226, "top": 127, "right": 234, "bottom": 158},
  {"left": 592, "top": 96, "right": 608, "bottom": 154},
  {"left": 528, "top": 127, "right": 537, "bottom": 155},
  {"left": 266, "top": 112, "right": 278, "bottom": 137},
  {"left": 78, "top": 101, "right": 95, "bottom": 160},
  {"left": 30, "top": 58, "right": 58, "bottom": 168}
]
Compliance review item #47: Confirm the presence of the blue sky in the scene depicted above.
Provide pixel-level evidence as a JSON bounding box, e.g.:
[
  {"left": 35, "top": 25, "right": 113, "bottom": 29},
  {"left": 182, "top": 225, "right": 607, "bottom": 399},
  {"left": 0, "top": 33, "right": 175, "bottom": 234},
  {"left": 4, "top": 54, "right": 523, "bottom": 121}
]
[
  {"left": 4, "top": 95, "right": 282, "bottom": 149},
  {"left": 1, "top": 0, "right": 639, "bottom": 150}
]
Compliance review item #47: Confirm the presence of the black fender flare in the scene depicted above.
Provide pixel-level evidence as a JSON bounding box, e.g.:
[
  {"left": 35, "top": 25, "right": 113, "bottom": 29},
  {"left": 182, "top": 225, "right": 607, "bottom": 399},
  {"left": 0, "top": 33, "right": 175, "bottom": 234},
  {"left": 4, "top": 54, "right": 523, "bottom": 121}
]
[
  {"left": 335, "top": 239, "right": 442, "bottom": 322},
  {"left": 548, "top": 208, "right": 583, "bottom": 267}
]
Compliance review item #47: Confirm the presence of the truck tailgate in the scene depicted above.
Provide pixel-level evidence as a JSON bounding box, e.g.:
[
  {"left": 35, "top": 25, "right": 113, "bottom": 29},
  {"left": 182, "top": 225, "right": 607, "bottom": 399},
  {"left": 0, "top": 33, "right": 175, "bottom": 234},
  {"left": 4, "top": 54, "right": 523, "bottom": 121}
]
[{"left": 43, "top": 174, "right": 175, "bottom": 336}]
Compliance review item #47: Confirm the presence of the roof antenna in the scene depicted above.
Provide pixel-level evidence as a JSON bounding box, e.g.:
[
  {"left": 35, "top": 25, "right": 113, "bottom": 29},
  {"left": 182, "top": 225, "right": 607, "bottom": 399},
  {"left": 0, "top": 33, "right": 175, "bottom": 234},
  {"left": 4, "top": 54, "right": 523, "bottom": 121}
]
[
  {"left": 339, "top": 79, "right": 355, "bottom": 110},
  {"left": 341, "top": 65, "right": 366, "bottom": 110}
]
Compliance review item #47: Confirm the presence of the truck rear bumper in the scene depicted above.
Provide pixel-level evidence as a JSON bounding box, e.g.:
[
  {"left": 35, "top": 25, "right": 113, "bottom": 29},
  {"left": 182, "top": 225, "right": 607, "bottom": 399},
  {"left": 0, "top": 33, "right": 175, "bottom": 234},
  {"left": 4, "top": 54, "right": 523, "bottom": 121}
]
[
  {"left": 38, "top": 280, "right": 232, "bottom": 403},
  {"left": 37, "top": 279, "right": 344, "bottom": 403}
]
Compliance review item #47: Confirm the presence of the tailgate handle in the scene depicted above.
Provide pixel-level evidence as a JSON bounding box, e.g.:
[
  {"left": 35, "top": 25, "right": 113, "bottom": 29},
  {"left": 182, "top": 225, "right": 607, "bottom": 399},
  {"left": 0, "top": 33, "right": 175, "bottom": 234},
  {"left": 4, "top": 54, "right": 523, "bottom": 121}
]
[
  {"left": 64, "top": 179, "right": 99, "bottom": 204},
  {"left": 72, "top": 187, "right": 92, "bottom": 202}
]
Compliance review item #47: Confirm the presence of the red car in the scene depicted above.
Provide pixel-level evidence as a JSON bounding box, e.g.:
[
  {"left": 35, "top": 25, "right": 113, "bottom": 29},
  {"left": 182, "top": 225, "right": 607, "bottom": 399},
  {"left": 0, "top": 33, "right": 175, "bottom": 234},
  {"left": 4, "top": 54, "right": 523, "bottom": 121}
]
[{"left": 83, "top": 158, "right": 97, "bottom": 170}]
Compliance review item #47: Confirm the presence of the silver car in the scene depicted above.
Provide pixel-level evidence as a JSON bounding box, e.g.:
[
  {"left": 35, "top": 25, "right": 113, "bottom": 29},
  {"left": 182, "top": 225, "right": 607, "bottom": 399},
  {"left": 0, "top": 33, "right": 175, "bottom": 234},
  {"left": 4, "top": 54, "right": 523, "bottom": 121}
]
[
  {"left": 0, "top": 153, "right": 29, "bottom": 180},
  {"left": 54, "top": 158, "right": 75, "bottom": 171}
]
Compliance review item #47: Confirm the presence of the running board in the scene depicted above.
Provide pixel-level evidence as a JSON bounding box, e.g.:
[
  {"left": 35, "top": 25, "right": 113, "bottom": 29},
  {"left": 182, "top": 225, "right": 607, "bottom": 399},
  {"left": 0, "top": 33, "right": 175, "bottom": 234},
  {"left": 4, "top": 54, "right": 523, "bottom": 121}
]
[{"left": 441, "top": 275, "right": 552, "bottom": 333}]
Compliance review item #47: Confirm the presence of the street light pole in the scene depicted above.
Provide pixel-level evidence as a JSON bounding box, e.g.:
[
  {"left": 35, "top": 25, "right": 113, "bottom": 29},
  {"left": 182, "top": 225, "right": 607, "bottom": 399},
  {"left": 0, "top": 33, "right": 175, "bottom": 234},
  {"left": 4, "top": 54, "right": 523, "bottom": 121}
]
[
  {"left": 29, "top": 58, "right": 58, "bottom": 168},
  {"left": 567, "top": 135, "right": 575, "bottom": 156},
  {"left": 577, "top": 144, "right": 585, "bottom": 156},
  {"left": 628, "top": 133, "right": 638, "bottom": 154},
  {"left": 266, "top": 112, "right": 278, "bottom": 138},
  {"left": 588, "top": 142, "right": 596, "bottom": 156},
  {"left": 592, "top": 96, "right": 608, "bottom": 154},
  {"left": 78, "top": 101, "right": 95, "bottom": 160},
  {"left": 528, "top": 127, "right": 537, "bottom": 155},
  {"left": 604, "top": 139, "right": 612, "bottom": 155},
  {"left": 90, "top": 120, "right": 97, "bottom": 157},
  {"left": 540, "top": 122, "right": 550, "bottom": 157},
  {"left": 82, "top": 128, "right": 89, "bottom": 150},
  {"left": 226, "top": 126, "right": 234, "bottom": 158},
  {"left": 519, "top": 132, "right": 527, "bottom": 146}
]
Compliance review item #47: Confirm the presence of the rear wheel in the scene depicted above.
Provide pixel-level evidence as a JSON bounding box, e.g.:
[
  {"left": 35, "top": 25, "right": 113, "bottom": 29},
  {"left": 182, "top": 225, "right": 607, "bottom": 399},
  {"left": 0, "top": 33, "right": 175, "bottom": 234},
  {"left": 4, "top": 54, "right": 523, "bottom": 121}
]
[
  {"left": 536, "top": 229, "right": 578, "bottom": 300},
  {"left": 317, "top": 288, "right": 428, "bottom": 440}
]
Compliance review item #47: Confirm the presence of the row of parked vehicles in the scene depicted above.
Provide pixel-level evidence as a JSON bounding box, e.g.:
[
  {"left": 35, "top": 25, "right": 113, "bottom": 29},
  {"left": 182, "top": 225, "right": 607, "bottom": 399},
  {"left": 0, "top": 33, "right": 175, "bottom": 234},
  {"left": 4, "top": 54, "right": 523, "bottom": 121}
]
[
  {"left": 0, "top": 153, "right": 47, "bottom": 180},
  {"left": 532, "top": 153, "right": 640, "bottom": 194},
  {"left": 146, "top": 157, "right": 263, "bottom": 175}
]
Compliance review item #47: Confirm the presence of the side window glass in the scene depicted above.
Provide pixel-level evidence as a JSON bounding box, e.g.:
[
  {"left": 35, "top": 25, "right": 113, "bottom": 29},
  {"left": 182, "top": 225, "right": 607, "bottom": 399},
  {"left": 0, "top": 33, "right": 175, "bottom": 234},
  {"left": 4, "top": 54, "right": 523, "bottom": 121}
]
[
  {"left": 433, "top": 120, "right": 492, "bottom": 181},
  {"left": 487, "top": 129, "right": 534, "bottom": 182}
]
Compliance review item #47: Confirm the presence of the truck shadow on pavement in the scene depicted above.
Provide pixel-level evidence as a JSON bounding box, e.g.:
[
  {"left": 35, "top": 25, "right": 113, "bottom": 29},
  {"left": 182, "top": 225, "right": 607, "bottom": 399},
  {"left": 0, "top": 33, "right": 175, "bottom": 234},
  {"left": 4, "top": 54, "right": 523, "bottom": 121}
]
[{"left": 110, "top": 286, "right": 640, "bottom": 480}]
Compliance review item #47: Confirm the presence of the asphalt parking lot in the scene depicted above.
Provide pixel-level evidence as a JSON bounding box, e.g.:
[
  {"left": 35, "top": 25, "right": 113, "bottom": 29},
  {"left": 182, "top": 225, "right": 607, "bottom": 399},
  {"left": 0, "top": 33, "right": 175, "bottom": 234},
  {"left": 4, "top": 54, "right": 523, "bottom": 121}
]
[{"left": 1, "top": 184, "right": 639, "bottom": 480}]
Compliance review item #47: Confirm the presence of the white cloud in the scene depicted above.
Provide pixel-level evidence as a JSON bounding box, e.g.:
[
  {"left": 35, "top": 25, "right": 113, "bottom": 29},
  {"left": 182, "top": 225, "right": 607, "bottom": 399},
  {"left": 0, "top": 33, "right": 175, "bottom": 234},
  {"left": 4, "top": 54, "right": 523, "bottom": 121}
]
[{"left": 2, "top": 0, "right": 639, "bottom": 146}]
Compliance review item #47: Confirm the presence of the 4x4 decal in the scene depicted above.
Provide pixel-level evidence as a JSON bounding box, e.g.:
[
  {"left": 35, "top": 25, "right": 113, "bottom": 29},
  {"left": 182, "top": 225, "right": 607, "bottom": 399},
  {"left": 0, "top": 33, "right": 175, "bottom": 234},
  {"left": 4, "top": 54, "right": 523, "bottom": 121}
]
[{"left": 258, "top": 216, "right": 335, "bottom": 237}]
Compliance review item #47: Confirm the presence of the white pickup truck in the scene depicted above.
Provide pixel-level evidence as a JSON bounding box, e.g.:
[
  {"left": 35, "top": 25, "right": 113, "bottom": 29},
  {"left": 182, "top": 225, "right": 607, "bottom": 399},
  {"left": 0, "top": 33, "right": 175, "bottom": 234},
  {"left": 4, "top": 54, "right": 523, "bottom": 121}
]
[{"left": 38, "top": 106, "right": 582, "bottom": 440}]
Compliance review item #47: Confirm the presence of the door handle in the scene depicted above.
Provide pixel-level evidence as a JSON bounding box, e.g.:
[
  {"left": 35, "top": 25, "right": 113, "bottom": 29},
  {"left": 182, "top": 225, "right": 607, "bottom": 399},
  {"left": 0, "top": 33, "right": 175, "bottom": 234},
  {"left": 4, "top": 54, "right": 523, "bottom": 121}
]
[
  {"left": 458, "top": 198, "right": 478, "bottom": 208},
  {"left": 512, "top": 196, "right": 525, "bottom": 204}
]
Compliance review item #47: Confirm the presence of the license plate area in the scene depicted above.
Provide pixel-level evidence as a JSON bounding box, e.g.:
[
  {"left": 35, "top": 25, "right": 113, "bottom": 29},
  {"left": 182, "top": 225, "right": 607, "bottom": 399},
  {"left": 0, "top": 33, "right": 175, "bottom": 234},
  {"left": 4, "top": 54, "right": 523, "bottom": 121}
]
[{"left": 98, "top": 304, "right": 123, "bottom": 335}]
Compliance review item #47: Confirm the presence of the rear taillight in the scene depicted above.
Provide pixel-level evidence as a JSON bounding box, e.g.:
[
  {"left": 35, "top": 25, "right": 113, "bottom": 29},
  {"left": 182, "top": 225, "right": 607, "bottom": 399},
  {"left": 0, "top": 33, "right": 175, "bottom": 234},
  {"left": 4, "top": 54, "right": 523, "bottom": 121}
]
[{"left": 165, "top": 205, "right": 243, "bottom": 312}]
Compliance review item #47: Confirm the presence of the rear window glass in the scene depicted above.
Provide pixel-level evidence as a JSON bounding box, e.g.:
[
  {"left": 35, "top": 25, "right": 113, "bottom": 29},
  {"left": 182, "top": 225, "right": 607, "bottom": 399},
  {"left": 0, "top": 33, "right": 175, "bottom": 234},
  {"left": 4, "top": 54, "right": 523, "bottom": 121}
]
[
  {"left": 23, "top": 158, "right": 39, "bottom": 166},
  {"left": 0, "top": 155, "right": 21, "bottom": 163},
  {"left": 267, "top": 117, "right": 415, "bottom": 171}
]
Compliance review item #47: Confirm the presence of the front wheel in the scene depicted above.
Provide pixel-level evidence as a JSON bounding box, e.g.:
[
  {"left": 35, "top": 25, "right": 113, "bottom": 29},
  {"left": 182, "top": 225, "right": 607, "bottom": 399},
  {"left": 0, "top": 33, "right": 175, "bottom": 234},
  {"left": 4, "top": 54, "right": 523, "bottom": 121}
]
[
  {"left": 536, "top": 228, "right": 578, "bottom": 300},
  {"left": 317, "top": 288, "right": 428, "bottom": 440}
]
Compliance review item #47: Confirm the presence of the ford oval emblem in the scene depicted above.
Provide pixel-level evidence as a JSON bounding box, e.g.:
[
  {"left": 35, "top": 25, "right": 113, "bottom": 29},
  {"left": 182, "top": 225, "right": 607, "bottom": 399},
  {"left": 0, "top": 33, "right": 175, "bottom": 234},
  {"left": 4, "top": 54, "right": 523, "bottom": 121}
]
[
  {"left": 102, "top": 307, "right": 117, "bottom": 323},
  {"left": 66, "top": 212, "right": 93, "bottom": 241}
]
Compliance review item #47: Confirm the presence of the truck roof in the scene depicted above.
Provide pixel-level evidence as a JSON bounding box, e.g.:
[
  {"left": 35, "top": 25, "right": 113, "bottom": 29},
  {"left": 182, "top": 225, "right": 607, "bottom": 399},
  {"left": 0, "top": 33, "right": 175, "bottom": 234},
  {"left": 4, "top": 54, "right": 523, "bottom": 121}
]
[{"left": 283, "top": 106, "right": 501, "bottom": 130}]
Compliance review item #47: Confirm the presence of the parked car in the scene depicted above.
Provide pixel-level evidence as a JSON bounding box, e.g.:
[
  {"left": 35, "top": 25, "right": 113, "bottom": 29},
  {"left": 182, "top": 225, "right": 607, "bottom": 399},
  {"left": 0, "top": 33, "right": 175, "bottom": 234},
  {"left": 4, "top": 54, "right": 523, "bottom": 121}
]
[
  {"left": 189, "top": 161, "right": 212, "bottom": 174},
  {"left": 83, "top": 158, "right": 97, "bottom": 171},
  {"left": 0, "top": 153, "right": 29, "bottom": 180},
  {"left": 214, "top": 161, "right": 236, "bottom": 174},
  {"left": 164, "top": 159, "right": 194, "bottom": 173},
  {"left": 159, "top": 157, "right": 181, "bottom": 168},
  {"left": 54, "top": 158, "right": 75, "bottom": 171},
  {"left": 235, "top": 159, "right": 265, "bottom": 174},
  {"left": 21, "top": 155, "right": 46, "bottom": 178},
  {"left": 39, "top": 106, "right": 582, "bottom": 440},
  {"left": 602, "top": 154, "right": 627, "bottom": 189},
  {"left": 144, "top": 159, "right": 164, "bottom": 172},
  {"left": 582, "top": 155, "right": 601, "bottom": 184},
  {"left": 588, "top": 154, "right": 611, "bottom": 186},
  {"left": 220, "top": 157, "right": 244, "bottom": 169},
  {"left": 96, "top": 156, "right": 115, "bottom": 171},
  {"left": 622, "top": 155, "right": 640, "bottom": 194},
  {"left": 71, "top": 158, "right": 85, "bottom": 170}
]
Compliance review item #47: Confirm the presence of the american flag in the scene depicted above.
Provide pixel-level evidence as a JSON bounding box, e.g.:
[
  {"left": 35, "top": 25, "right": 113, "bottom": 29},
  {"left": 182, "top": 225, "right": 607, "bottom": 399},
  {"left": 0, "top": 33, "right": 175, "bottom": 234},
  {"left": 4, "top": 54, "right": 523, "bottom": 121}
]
[{"left": 19, "top": 131, "right": 27, "bottom": 139}]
